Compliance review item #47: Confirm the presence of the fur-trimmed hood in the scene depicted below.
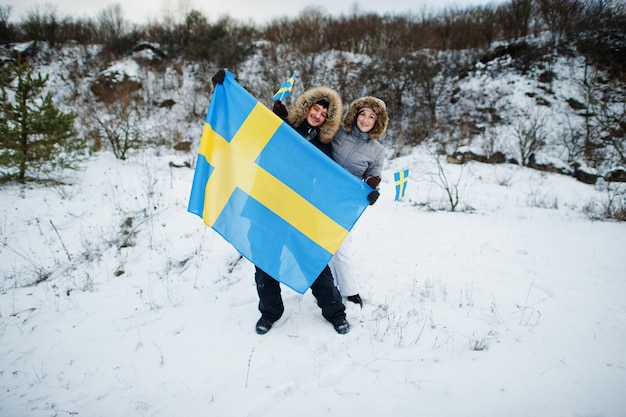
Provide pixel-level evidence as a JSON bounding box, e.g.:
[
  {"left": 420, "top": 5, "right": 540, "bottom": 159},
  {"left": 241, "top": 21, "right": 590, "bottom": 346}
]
[
  {"left": 286, "top": 86, "right": 343, "bottom": 144},
  {"left": 342, "top": 96, "right": 388, "bottom": 141}
]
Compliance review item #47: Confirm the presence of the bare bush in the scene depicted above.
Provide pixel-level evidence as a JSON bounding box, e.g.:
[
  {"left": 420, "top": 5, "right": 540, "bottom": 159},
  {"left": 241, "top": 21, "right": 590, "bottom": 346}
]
[
  {"left": 417, "top": 148, "right": 465, "bottom": 212},
  {"left": 497, "top": 0, "right": 533, "bottom": 40},
  {"left": 584, "top": 182, "right": 626, "bottom": 221},
  {"left": 21, "top": 4, "right": 64, "bottom": 46},
  {"left": 510, "top": 108, "right": 548, "bottom": 166},
  {"left": 97, "top": 4, "right": 127, "bottom": 50},
  {"left": 93, "top": 93, "right": 143, "bottom": 160},
  {"left": 537, "top": 0, "right": 583, "bottom": 45},
  {"left": 559, "top": 115, "right": 586, "bottom": 163},
  {"left": 577, "top": 64, "right": 626, "bottom": 169},
  {"left": 602, "top": 182, "right": 626, "bottom": 221}
]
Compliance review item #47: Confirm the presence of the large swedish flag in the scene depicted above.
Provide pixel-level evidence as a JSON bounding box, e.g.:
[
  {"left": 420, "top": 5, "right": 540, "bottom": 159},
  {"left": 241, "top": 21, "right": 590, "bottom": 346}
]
[{"left": 188, "top": 70, "right": 370, "bottom": 294}]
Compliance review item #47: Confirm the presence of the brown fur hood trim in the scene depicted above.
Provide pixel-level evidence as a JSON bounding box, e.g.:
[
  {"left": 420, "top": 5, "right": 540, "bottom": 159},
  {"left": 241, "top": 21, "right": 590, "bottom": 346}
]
[
  {"left": 286, "top": 86, "right": 343, "bottom": 143},
  {"left": 342, "top": 96, "right": 389, "bottom": 140}
]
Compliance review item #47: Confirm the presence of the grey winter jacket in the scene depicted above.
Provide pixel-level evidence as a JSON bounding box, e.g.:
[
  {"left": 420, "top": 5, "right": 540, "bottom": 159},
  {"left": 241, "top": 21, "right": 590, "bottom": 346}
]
[{"left": 332, "top": 96, "right": 388, "bottom": 181}]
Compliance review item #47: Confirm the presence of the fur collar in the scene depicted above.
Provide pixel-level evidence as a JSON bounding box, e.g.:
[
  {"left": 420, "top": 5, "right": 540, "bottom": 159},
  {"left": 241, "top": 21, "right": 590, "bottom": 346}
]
[
  {"left": 342, "top": 96, "right": 389, "bottom": 141},
  {"left": 286, "top": 86, "right": 343, "bottom": 143}
]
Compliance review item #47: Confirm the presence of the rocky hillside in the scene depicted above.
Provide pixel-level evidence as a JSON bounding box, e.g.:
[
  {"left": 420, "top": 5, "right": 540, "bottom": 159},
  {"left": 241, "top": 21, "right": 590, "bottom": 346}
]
[{"left": 2, "top": 33, "right": 625, "bottom": 189}]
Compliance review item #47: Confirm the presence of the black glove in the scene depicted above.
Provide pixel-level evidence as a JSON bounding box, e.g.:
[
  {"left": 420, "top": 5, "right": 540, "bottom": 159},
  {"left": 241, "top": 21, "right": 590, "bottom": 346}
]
[
  {"left": 366, "top": 175, "right": 381, "bottom": 189},
  {"left": 367, "top": 190, "right": 380, "bottom": 205},
  {"left": 272, "top": 100, "right": 288, "bottom": 119},
  {"left": 211, "top": 68, "right": 226, "bottom": 86}
]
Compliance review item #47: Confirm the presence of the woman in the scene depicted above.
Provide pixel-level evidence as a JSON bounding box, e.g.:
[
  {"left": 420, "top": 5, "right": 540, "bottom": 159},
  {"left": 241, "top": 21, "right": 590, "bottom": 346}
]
[{"left": 330, "top": 96, "right": 388, "bottom": 307}]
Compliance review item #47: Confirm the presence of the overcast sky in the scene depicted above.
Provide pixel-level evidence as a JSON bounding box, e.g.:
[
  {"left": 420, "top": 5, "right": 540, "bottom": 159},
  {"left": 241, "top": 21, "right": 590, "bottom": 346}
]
[{"left": 5, "top": 0, "right": 506, "bottom": 24}]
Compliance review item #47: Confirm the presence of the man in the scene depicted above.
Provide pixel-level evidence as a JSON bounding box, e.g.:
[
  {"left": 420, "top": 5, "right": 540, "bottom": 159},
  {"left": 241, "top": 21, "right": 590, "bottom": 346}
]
[{"left": 211, "top": 69, "right": 350, "bottom": 335}]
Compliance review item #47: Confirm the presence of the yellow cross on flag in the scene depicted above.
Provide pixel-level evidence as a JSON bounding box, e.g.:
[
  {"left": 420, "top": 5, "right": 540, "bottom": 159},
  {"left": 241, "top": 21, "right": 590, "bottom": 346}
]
[{"left": 188, "top": 70, "right": 370, "bottom": 293}]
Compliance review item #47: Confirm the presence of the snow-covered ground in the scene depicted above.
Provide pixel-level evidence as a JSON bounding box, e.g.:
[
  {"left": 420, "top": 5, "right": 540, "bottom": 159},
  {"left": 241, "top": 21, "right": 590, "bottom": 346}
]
[
  {"left": 2, "top": 34, "right": 626, "bottom": 416},
  {"left": 1, "top": 146, "right": 625, "bottom": 416}
]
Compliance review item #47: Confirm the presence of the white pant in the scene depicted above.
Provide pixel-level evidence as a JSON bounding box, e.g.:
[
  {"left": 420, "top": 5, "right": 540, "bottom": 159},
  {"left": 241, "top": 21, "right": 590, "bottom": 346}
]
[{"left": 329, "top": 232, "right": 359, "bottom": 296}]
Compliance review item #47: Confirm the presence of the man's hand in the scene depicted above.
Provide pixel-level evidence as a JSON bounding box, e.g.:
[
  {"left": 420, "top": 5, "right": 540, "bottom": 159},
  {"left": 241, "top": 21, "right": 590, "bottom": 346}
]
[
  {"left": 272, "top": 100, "right": 288, "bottom": 119},
  {"left": 211, "top": 68, "right": 226, "bottom": 86}
]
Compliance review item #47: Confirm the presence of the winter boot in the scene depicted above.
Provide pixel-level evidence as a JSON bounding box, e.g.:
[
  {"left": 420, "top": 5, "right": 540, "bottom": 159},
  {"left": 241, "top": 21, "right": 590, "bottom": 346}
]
[
  {"left": 255, "top": 317, "right": 273, "bottom": 335},
  {"left": 347, "top": 294, "right": 363, "bottom": 308},
  {"left": 332, "top": 318, "right": 350, "bottom": 334}
]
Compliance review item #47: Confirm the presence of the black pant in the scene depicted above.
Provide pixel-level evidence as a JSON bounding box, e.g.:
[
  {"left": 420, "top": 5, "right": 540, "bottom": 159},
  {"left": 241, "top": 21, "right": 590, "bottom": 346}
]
[{"left": 255, "top": 265, "right": 346, "bottom": 324}]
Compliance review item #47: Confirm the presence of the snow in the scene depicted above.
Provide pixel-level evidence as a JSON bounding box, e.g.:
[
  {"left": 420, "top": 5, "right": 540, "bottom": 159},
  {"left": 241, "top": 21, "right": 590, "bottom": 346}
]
[
  {"left": 101, "top": 60, "right": 141, "bottom": 82},
  {"left": 2, "top": 38, "right": 626, "bottom": 417},
  {"left": 1, "top": 144, "right": 625, "bottom": 416}
]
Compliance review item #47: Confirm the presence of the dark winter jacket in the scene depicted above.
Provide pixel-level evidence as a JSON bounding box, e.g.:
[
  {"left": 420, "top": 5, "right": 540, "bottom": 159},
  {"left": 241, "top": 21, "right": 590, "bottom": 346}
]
[
  {"left": 286, "top": 86, "right": 343, "bottom": 157},
  {"left": 332, "top": 96, "right": 388, "bottom": 181}
]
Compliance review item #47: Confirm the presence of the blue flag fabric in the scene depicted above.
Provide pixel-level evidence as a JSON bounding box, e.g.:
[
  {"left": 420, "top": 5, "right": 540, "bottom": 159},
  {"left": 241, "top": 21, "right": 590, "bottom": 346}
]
[
  {"left": 272, "top": 72, "right": 296, "bottom": 101},
  {"left": 188, "top": 70, "right": 370, "bottom": 294},
  {"left": 394, "top": 169, "right": 409, "bottom": 200}
]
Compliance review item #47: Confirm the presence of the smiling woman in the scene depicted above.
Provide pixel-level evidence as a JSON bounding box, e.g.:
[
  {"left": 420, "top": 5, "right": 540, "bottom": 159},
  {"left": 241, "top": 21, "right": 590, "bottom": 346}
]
[{"left": 4, "top": 0, "right": 507, "bottom": 24}]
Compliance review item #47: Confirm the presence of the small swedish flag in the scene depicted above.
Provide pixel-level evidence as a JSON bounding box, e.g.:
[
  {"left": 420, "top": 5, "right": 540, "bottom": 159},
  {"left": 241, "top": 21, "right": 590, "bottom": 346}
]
[
  {"left": 272, "top": 72, "right": 297, "bottom": 101},
  {"left": 394, "top": 169, "right": 409, "bottom": 200}
]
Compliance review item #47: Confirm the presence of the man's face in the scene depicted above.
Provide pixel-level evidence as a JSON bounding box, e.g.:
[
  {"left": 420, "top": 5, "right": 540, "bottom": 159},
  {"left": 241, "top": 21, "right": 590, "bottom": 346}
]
[{"left": 306, "top": 103, "right": 329, "bottom": 128}]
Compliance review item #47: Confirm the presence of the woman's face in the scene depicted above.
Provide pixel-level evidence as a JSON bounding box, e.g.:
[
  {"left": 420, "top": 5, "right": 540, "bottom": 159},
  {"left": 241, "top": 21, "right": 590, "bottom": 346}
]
[{"left": 356, "top": 108, "right": 377, "bottom": 133}]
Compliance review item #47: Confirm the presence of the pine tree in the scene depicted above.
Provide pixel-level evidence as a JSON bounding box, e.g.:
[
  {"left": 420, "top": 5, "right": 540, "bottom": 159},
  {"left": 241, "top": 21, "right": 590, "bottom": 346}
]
[{"left": 0, "top": 56, "right": 84, "bottom": 183}]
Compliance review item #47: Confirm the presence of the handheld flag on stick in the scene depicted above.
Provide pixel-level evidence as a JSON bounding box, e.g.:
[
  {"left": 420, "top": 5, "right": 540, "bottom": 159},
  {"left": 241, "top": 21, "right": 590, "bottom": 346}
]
[
  {"left": 272, "top": 72, "right": 297, "bottom": 101},
  {"left": 394, "top": 169, "right": 409, "bottom": 200},
  {"left": 188, "top": 70, "right": 370, "bottom": 294}
]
